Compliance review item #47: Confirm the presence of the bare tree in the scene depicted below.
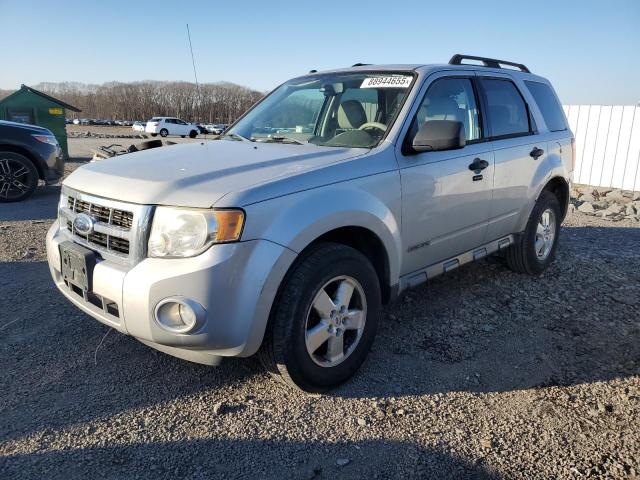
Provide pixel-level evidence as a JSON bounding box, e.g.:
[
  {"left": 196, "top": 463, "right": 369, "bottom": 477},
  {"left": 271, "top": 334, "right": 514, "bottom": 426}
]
[{"left": 24, "top": 80, "right": 264, "bottom": 123}]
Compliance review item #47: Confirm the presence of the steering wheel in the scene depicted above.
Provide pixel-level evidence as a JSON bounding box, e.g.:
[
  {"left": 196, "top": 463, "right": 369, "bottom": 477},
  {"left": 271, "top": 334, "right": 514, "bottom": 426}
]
[{"left": 358, "top": 122, "right": 387, "bottom": 133}]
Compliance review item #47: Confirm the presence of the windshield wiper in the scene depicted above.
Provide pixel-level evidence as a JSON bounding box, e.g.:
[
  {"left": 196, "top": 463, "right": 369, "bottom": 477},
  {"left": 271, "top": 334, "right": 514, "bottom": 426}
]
[
  {"left": 255, "top": 136, "right": 303, "bottom": 145},
  {"left": 221, "top": 132, "right": 253, "bottom": 142}
]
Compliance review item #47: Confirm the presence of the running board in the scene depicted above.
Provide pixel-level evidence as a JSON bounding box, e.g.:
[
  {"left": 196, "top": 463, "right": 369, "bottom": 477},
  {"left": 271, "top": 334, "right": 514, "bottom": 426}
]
[{"left": 398, "top": 235, "right": 515, "bottom": 293}]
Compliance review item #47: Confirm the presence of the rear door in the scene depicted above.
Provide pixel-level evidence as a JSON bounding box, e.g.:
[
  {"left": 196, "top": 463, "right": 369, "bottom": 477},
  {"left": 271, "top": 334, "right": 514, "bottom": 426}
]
[
  {"left": 397, "top": 72, "right": 494, "bottom": 275},
  {"left": 476, "top": 74, "right": 546, "bottom": 240},
  {"left": 523, "top": 80, "right": 574, "bottom": 177}
]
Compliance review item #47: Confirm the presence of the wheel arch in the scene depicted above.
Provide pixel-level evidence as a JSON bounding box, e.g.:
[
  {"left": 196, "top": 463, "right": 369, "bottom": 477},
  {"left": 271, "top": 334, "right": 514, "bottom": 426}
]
[
  {"left": 298, "top": 226, "right": 393, "bottom": 304},
  {"left": 540, "top": 176, "right": 570, "bottom": 221},
  {"left": 0, "top": 144, "right": 45, "bottom": 179}
]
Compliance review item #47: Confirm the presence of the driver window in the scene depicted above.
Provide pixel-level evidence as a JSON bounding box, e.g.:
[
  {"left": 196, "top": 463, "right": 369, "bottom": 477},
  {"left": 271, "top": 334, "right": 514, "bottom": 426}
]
[{"left": 415, "top": 78, "right": 481, "bottom": 141}]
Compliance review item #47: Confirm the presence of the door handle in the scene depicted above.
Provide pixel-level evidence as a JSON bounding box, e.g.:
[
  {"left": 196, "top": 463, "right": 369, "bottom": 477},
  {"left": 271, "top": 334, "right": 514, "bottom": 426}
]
[
  {"left": 530, "top": 147, "right": 544, "bottom": 160},
  {"left": 468, "top": 158, "right": 489, "bottom": 172}
]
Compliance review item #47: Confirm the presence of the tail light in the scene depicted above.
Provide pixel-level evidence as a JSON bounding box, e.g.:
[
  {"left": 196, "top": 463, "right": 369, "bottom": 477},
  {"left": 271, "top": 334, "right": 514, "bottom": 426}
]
[{"left": 570, "top": 137, "right": 576, "bottom": 172}]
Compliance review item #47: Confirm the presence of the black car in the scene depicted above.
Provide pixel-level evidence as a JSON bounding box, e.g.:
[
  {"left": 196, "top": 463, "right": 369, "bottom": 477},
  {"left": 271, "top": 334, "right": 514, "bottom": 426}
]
[{"left": 0, "top": 120, "right": 64, "bottom": 202}]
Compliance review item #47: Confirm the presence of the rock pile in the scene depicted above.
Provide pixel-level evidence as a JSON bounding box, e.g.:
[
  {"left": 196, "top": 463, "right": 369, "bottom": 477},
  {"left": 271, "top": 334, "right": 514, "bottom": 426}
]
[
  {"left": 571, "top": 184, "right": 640, "bottom": 222},
  {"left": 68, "top": 131, "right": 149, "bottom": 139}
]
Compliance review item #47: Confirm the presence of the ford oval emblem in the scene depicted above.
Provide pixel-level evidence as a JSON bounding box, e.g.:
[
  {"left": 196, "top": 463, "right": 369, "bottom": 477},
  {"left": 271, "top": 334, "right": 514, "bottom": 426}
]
[{"left": 73, "top": 213, "right": 95, "bottom": 235}]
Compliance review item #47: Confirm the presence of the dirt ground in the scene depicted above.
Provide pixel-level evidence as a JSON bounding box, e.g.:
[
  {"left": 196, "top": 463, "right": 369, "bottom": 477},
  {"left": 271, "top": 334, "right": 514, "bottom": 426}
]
[{"left": 0, "top": 134, "right": 639, "bottom": 479}]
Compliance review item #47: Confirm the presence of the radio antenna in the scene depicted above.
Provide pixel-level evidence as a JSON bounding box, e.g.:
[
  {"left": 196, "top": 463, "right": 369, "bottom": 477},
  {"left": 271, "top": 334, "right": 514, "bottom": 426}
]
[{"left": 186, "top": 23, "right": 205, "bottom": 136}]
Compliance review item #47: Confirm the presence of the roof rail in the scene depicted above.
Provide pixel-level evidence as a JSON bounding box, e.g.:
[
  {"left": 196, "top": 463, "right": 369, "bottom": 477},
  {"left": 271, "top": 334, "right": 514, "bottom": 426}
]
[
  {"left": 351, "top": 63, "right": 371, "bottom": 67},
  {"left": 448, "top": 54, "right": 530, "bottom": 73}
]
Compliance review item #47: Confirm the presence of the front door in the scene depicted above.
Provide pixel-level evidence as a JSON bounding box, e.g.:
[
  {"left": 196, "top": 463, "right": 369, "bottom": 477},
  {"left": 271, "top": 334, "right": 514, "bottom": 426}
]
[{"left": 398, "top": 74, "right": 494, "bottom": 275}]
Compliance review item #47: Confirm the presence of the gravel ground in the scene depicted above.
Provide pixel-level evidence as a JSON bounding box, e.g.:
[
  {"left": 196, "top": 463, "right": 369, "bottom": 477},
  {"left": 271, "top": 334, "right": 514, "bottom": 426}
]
[{"left": 0, "top": 137, "right": 639, "bottom": 479}]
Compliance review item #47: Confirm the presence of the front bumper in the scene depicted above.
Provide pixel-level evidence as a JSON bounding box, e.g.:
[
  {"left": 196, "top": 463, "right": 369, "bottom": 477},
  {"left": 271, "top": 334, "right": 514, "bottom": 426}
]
[{"left": 46, "top": 220, "right": 296, "bottom": 364}]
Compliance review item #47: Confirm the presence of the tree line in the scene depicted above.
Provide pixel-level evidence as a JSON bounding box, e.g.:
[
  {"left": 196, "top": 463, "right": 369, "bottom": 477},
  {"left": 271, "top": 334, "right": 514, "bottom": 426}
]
[{"left": 2, "top": 81, "right": 266, "bottom": 124}]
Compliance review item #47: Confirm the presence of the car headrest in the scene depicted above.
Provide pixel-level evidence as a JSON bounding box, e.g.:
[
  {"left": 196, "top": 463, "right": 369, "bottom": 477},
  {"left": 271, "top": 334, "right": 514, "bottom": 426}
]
[
  {"left": 338, "top": 100, "right": 367, "bottom": 129},
  {"left": 423, "top": 97, "right": 462, "bottom": 123}
]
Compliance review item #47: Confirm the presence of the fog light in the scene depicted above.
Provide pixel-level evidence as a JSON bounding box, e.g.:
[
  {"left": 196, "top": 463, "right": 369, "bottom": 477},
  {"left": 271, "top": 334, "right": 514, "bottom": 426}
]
[{"left": 154, "top": 297, "right": 205, "bottom": 333}]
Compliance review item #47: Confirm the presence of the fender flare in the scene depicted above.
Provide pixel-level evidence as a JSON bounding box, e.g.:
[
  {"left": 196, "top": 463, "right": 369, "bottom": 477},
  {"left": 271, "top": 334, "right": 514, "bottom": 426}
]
[{"left": 516, "top": 154, "right": 570, "bottom": 232}]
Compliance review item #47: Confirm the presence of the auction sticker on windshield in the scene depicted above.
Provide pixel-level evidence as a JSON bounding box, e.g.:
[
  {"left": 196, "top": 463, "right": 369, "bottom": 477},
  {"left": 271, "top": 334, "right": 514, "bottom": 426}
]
[{"left": 361, "top": 76, "right": 412, "bottom": 88}]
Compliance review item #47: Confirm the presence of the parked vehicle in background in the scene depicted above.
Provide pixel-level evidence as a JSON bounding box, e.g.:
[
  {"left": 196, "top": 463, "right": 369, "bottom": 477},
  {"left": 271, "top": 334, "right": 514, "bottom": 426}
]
[
  {"left": 47, "top": 55, "right": 573, "bottom": 392},
  {"left": 196, "top": 124, "right": 209, "bottom": 135},
  {"left": 145, "top": 117, "right": 198, "bottom": 138},
  {"left": 72, "top": 119, "right": 80, "bottom": 125},
  {"left": 205, "top": 123, "right": 228, "bottom": 134},
  {"left": 0, "top": 120, "right": 64, "bottom": 202},
  {"left": 132, "top": 121, "right": 146, "bottom": 132}
]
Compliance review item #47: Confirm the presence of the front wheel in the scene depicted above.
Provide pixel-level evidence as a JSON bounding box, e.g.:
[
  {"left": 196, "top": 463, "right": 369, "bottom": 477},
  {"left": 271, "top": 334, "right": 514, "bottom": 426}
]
[
  {"left": 506, "top": 190, "right": 561, "bottom": 275},
  {"left": 189, "top": 130, "right": 197, "bottom": 138},
  {"left": 259, "top": 243, "right": 381, "bottom": 392},
  {"left": 0, "top": 151, "right": 38, "bottom": 202}
]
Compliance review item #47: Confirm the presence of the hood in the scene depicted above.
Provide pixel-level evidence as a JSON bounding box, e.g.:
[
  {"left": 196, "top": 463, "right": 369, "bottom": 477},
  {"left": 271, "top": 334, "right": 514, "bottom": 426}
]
[
  {"left": 64, "top": 139, "right": 365, "bottom": 207},
  {"left": 0, "top": 120, "right": 53, "bottom": 135}
]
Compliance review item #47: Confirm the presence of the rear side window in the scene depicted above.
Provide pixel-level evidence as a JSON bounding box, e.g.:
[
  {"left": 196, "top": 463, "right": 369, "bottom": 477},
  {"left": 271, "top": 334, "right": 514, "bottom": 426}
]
[
  {"left": 482, "top": 79, "right": 530, "bottom": 137},
  {"left": 524, "top": 81, "right": 567, "bottom": 132}
]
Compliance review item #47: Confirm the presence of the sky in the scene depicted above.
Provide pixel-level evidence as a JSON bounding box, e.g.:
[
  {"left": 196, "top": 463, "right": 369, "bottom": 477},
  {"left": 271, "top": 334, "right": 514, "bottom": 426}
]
[{"left": 0, "top": 0, "right": 638, "bottom": 105}]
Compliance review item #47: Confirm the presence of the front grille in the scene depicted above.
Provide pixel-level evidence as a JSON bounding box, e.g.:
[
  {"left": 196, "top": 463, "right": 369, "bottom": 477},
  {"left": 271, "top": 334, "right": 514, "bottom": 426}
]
[
  {"left": 65, "top": 220, "right": 130, "bottom": 253},
  {"left": 68, "top": 196, "right": 133, "bottom": 229},
  {"left": 60, "top": 187, "right": 153, "bottom": 266},
  {"left": 65, "top": 279, "right": 120, "bottom": 319}
]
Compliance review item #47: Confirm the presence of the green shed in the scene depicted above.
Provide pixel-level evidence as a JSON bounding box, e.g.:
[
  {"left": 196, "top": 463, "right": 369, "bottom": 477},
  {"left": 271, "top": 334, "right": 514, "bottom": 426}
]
[{"left": 0, "top": 84, "right": 81, "bottom": 159}]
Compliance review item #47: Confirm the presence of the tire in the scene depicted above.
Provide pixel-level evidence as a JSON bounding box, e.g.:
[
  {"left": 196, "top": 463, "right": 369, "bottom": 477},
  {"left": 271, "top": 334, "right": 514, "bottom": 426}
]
[
  {"left": 0, "top": 151, "right": 39, "bottom": 202},
  {"left": 150, "top": 133, "right": 157, "bottom": 137},
  {"left": 259, "top": 242, "right": 381, "bottom": 392},
  {"left": 506, "top": 190, "right": 561, "bottom": 275},
  {"left": 159, "top": 129, "right": 169, "bottom": 138},
  {"left": 181, "top": 135, "right": 186, "bottom": 138},
  {"left": 189, "top": 130, "right": 197, "bottom": 139}
]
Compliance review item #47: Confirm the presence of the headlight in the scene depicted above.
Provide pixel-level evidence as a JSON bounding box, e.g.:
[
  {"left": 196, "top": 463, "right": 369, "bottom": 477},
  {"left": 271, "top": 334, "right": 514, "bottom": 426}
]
[
  {"left": 32, "top": 134, "right": 59, "bottom": 146},
  {"left": 148, "top": 207, "right": 244, "bottom": 258}
]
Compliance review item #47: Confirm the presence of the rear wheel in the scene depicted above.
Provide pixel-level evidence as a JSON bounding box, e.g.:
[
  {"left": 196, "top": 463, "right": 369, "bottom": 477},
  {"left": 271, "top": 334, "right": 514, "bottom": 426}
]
[
  {"left": 0, "top": 151, "right": 38, "bottom": 202},
  {"left": 259, "top": 243, "right": 381, "bottom": 392},
  {"left": 506, "top": 190, "right": 561, "bottom": 275},
  {"left": 159, "top": 128, "right": 169, "bottom": 137}
]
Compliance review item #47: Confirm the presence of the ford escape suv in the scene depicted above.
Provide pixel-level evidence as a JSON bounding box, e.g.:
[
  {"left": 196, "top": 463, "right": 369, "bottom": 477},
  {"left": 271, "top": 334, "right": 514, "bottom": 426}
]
[{"left": 46, "top": 55, "right": 574, "bottom": 392}]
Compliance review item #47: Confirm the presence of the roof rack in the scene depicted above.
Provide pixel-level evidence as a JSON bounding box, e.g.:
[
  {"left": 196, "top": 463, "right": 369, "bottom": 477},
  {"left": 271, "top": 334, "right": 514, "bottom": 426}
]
[{"left": 448, "top": 54, "right": 530, "bottom": 73}]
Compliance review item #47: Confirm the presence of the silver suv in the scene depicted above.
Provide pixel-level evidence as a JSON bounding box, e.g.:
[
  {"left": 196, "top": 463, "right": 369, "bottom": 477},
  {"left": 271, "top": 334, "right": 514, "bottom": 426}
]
[{"left": 46, "top": 55, "right": 574, "bottom": 392}]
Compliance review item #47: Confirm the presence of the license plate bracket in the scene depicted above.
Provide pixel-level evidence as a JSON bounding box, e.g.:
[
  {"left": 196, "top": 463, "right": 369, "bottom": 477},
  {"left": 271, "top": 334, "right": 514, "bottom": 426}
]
[{"left": 59, "top": 241, "right": 96, "bottom": 291}]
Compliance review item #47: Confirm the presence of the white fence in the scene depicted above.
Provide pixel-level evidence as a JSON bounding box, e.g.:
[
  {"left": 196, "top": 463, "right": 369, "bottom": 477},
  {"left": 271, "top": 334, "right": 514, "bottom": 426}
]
[{"left": 564, "top": 105, "right": 640, "bottom": 191}]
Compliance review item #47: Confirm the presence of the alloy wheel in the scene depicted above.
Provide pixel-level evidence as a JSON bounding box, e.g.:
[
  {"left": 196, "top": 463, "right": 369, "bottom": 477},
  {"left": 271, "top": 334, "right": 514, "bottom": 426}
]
[
  {"left": 535, "top": 208, "right": 556, "bottom": 260},
  {"left": 0, "top": 158, "right": 32, "bottom": 200},
  {"left": 304, "top": 275, "right": 367, "bottom": 367}
]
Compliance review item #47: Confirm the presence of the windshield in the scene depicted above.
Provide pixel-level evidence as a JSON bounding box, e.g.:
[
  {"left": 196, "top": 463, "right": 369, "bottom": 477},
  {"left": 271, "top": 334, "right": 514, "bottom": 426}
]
[{"left": 227, "top": 72, "right": 415, "bottom": 148}]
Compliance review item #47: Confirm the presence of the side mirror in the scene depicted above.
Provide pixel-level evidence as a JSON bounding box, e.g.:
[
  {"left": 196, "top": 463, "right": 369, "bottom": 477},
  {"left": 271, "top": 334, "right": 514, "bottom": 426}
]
[{"left": 411, "top": 120, "right": 466, "bottom": 153}]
